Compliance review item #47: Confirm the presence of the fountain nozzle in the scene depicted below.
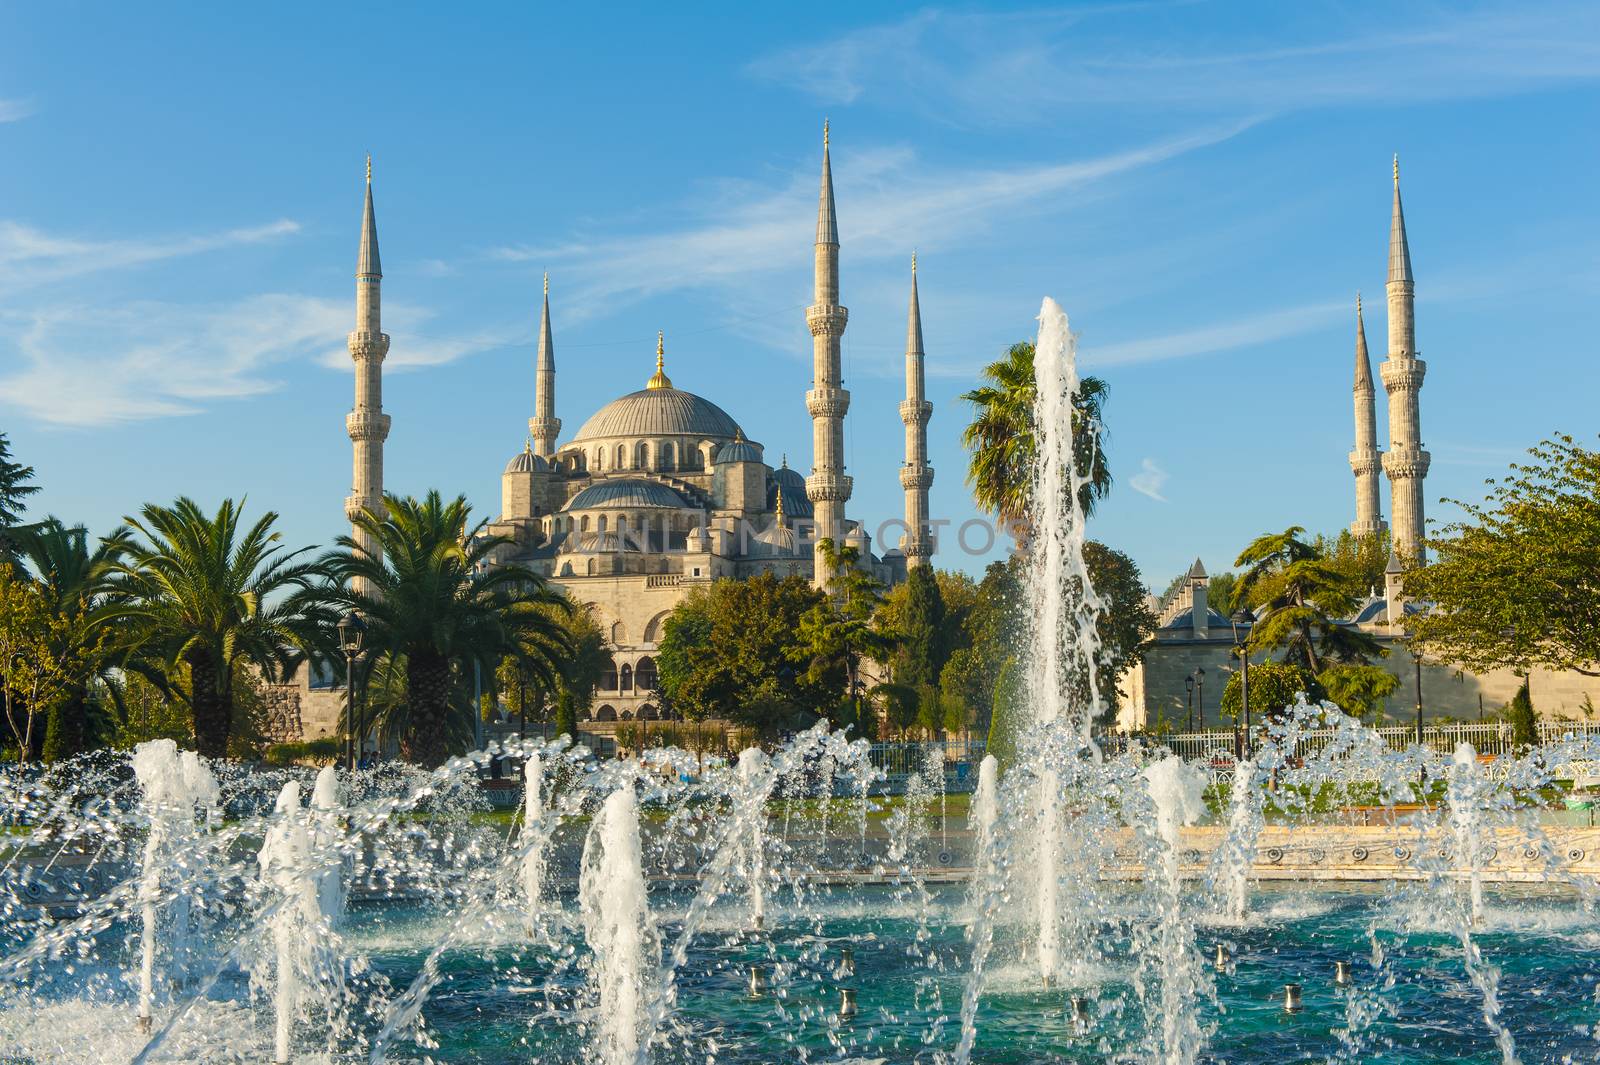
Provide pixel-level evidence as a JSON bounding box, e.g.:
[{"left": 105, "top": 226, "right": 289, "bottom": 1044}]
[
  {"left": 1283, "top": 983, "right": 1303, "bottom": 1013},
  {"left": 839, "top": 987, "right": 858, "bottom": 1018},
  {"left": 1069, "top": 995, "right": 1091, "bottom": 1035},
  {"left": 838, "top": 946, "right": 855, "bottom": 977},
  {"left": 1214, "top": 943, "right": 1228, "bottom": 971},
  {"left": 136, "top": 1014, "right": 152, "bottom": 1035},
  {"left": 1335, "top": 960, "right": 1352, "bottom": 986},
  {"left": 1041, "top": 973, "right": 1056, "bottom": 989},
  {"left": 749, "top": 965, "right": 767, "bottom": 996}
]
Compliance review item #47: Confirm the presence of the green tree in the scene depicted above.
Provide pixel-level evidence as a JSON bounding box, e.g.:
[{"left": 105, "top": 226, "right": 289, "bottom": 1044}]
[
  {"left": 803, "top": 539, "right": 895, "bottom": 734},
  {"left": 871, "top": 681, "right": 919, "bottom": 739},
  {"left": 894, "top": 565, "right": 947, "bottom": 690},
  {"left": 1311, "top": 529, "right": 1390, "bottom": 595},
  {"left": 1206, "top": 572, "right": 1240, "bottom": 618},
  {"left": 554, "top": 603, "right": 607, "bottom": 741},
  {"left": 0, "top": 433, "right": 41, "bottom": 566},
  {"left": 1406, "top": 434, "right": 1600, "bottom": 678},
  {"left": 1235, "top": 526, "right": 1385, "bottom": 674},
  {"left": 318, "top": 491, "right": 571, "bottom": 766},
  {"left": 14, "top": 519, "right": 128, "bottom": 758},
  {"left": 1317, "top": 662, "right": 1399, "bottom": 720},
  {"left": 657, "top": 572, "right": 834, "bottom": 735},
  {"left": 985, "top": 657, "right": 1023, "bottom": 773},
  {"left": 1504, "top": 679, "right": 1538, "bottom": 747},
  {"left": 961, "top": 341, "right": 1111, "bottom": 536},
  {"left": 102, "top": 498, "right": 320, "bottom": 759},
  {"left": 1218, "top": 661, "right": 1324, "bottom": 723}
]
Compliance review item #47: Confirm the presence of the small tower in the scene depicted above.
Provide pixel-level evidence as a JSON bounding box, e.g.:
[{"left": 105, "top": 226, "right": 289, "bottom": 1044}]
[
  {"left": 804, "top": 120, "right": 853, "bottom": 588},
  {"left": 1349, "top": 294, "right": 1386, "bottom": 537},
  {"left": 898, "top": 254, "right": 934, "bottom": 566},
  {"left": 529, "top": 273, "right": 561, "bottom": 458},
  {"left": 345, "top": 155, "right": 391, "bottom": 597},
  {"left": 1379, "top": 156, "right": 1430, "bottom": 563}
]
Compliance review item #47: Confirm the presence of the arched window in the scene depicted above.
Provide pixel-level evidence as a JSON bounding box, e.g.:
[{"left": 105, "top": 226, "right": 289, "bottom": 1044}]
[
  {"left": 597, "top": 515, "right": 607, "bottom": 533},
  {"left": 609, "top": 621, "right": 624, "bottom": 645},
  {"left": 620, "top": 709, "right": 634, "bottom": 721},
  {"left": 596, "top": 705, "right": 617, "bottom": 722},
  {"left": 581, "top": 515, "right": 591, "bottom": 532},
  {"left": 637, "top": 441, "right": 650, "bottom": 469},
  {"left": 616, "top": 444, "right": 627, "bottom": 469},
  {"left": 660, "top": 441, "right": 676, "bottom": 471},
  {"left": 640, "top": 704, "right": 658, "bottom": 721},
  {"left": 620, "top": 664, "right": 633, "bottom": 691},
  {"left": 599, "top": 656, "right": 618, "bottom": 690},
  {"left": 586, "top": 558, "right": 596, "bottom": 576},
  {"left": 636, "top": 656, "right": 658, "bottom": 692}
]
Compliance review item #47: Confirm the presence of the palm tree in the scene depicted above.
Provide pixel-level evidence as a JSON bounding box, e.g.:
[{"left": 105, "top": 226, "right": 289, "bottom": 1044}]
[
  {"left": 317, "top": 491, "right": 571, "bottom": 766},
  {"left": 13, "top": 519, "right": 129, "bottom": 758},
  {"left": 102, "top": 498, "right": 322, "bottom": 758},
  {"left": 961, "top": 341, "right": 1111, "bottom": 536},
  {"left": 1234, "top": 526, "right": 1383, "bottom": 675}
]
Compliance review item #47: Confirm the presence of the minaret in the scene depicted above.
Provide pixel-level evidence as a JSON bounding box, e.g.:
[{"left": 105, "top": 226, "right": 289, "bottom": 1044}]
[
  {"left": 805, "top": 120, "right": 852, "bottom": 588},
  {"left": 899, "top": 253, "right": 934, "bottom": 566},
  {"left": 1348, "top": 293, "right": 1385, "bottom": 537},
  {"left": 529, "top": 272, "right": 560, "bottom": 458},
  {"left": 345, "top": 155, "right": 391, "bottom": 596},
  {"left": 1379, "top": 156, "right": 1430, "bottom": 562}
]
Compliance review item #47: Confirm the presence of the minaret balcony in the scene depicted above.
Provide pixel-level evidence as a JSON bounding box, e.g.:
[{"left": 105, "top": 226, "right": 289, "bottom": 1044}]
[
  {"left": 1379, "top": 358, "right": 1426, "bottom": 393},
  {"left": 346, "top": 410, "right": 391, "bottom": 441},
  {"left": 898, "top": 399, "right": 932, "bottom": 425},
  {"left": 344, "top": 493, "right": 381, "bottom": 522},
  {"left": 1348, "top": 450, "right": 1381, "bottom": 475},
  {"left": 347, "top": 330, "right": 391, "bottom": 359},
  {"left": 529, "top": 416, "right": 562, "bottom": 439},
  {"left": 899, "top": 465, "right": 934, "bottom": 490},
  {"left": 805, "top": 305, "right": 848, "bottom": 336},
  {"left": 1381, "top": 449, "right": 1431, "bottom": 479},
  {"left": 805, "top": 471, "right": 853, "bottom": 502},
  {"left": 805, "top": 388, "right": 851, "bottom": 419}
]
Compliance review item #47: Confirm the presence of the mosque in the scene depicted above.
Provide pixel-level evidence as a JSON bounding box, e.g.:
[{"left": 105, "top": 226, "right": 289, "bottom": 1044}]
[{"left": 335, "top": 125, "right": 934, "bottom": 726}]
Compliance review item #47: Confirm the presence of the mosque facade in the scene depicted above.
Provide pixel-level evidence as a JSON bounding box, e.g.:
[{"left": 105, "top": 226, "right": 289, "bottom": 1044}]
[{"left": 339, "top": 126, "right": 933, "bottom": 727}]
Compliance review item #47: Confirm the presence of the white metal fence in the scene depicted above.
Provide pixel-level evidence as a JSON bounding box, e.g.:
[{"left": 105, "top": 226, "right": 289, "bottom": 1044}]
[{"left": 1152, "top": 721, "right": 1600, "bottom": 764}]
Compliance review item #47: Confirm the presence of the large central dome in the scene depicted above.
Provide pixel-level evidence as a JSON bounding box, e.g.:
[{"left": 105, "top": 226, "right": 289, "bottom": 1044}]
[{"left": 571, "top": 386, "right": 742, "bottom": 442}]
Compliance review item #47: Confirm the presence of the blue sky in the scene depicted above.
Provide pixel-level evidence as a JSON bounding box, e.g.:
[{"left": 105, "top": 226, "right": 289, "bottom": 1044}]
[{"left": 1, "top": 2, "right": 1596, "bottom": 591}]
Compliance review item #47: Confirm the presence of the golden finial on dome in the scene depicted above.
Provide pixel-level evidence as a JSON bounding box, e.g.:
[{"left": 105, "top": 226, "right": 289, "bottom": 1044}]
[
  {"left": 647, "top": 330, "right": 673, "bottom": 389},
  {"left": 823, "top": 118, "right": 829, "bottom": 148},
  {"left": 1393, "top": 154, "right": 1400, "bottom": 185},
  {"left": 774, "top": 484, "right": 785, "bottom": 525},
  {"left": 911, "top": 250, "right": 917, "bottom": 274},
  {"left": 543, "top": 271, "right": 549, "bottom": 297},
  {"left": 366, "top": 153, "right": 372, "bottom": 183}
]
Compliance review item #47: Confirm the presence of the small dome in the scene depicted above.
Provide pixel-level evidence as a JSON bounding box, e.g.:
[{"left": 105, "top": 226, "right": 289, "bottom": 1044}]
[
  {"left": 715, "top": 438, "right": 763, "bottom": 464},
  {"left": 504, "top": 446, "right": 548, "bottom": 474},
  {"left": 773, "top": 463, "right": 805, "bottom": 490},
  {"left": 564, "top": 478, "right": 691, "bottom": 511}
]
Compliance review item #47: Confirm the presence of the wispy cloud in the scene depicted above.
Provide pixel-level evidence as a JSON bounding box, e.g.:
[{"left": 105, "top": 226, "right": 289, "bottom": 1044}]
[
  {"left": 1129, "top": 457, "right": 1169, "bottom": 502},
  {"left": 0, "top": 218, "right": 300, "bottom": 286},
  {"left": 1083, "top": 299, "right": 1346, "bottom": 368},
  {"left": 489, "top": 122, "right": 1254, "bottom": 325},
  {"left": 0, "top": 99, "right": 34, "bottom": 123},
  {"left": 749, "top": 2, "right": 1600, "bottom": 122}
]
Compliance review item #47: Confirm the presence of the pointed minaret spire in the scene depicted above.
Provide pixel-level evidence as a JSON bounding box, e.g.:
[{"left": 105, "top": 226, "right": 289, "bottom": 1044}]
[
  {"left": 346, "top": 155, "right": 392, "bottom": 598},
  {"left": 1349, "top": 293, "right": 1385, "bottom": 538},
  {"left": 1380, "top": 155, "right": 1430, "bottom": 563},
  {"left": 899, "top": 252, "right": 934, "bottom": 567},
  {"left": 805, "top": 120, "right": 852, "bottom": 589},
  {"left": 529, "top": 272, "right": 560, "bottom": 457}
]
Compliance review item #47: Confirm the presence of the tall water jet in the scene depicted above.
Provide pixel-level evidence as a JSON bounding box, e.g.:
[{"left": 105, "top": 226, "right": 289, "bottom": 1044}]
[
  {"left": 258, "top": 781, "right": 312, "bottom": 1065},
  {"left": 579, "top": 783, "right": 658, "bottom": 1065},
  {"left": 951, "top": 755, "right": 1001, "bottom": 1065},
  {"left": 129, "top": 740, "right": 216, "bottom": 1034},
  {"left": 521, "top": 751, "right": 545, "bottom": 915},
  {"left": 1021, "top": 298, "right": 1108, "bottom": 983},
  {"left": 737, "top": 747, "right": 769, "bottom": 929},
  {"left": 1218, "top": 758, "right": 1263, "bottom": 922},
  {"left": 309, "top": 766, "right": 346, "bottom": 929},
  {"left": 1448, "top": 742, "right": 1486, "bottom": 925},
  {"left": 1142, "top": 756, "right": 1209, "bottom": 1065}
]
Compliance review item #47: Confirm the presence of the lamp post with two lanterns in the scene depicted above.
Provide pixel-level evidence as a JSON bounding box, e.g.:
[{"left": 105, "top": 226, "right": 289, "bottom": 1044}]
[
  {"left": 1229, "top": 609, "right": 1252, "bottom": 761},
  {"left": 338, "top": 610, "right": 367, "bottom": 771}
]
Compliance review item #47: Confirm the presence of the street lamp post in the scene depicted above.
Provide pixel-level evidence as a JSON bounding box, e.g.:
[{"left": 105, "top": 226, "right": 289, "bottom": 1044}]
[
  {"left": 1230, "top": 610, "right": 1252, "bottom": 761},
  {"left": 337, "top": 611, "right": 366, "bottom": 771},
  {"left": 1194, "top": 668, "right": 1205, "bottom": 733},
  {"left": 1414, "top": 647, "right": 1424, "bottom": 748},
  {"left": 1184, "top": 675, "right": 1194, "bottom": 733}
]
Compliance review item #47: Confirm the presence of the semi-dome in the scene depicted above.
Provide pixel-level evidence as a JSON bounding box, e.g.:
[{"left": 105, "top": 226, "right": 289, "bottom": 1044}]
[
  {"left": 504, "top": 445, "right": 548, "bottom": 474},
  {"left": 715, "top": 435, "right": 763, "bottom": 464},
  {"left": 564, "top": 478, "right": 692, "bottom": 511},
  {"left": 572, "top": 386, "right": 742, "bottom": 442}
]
